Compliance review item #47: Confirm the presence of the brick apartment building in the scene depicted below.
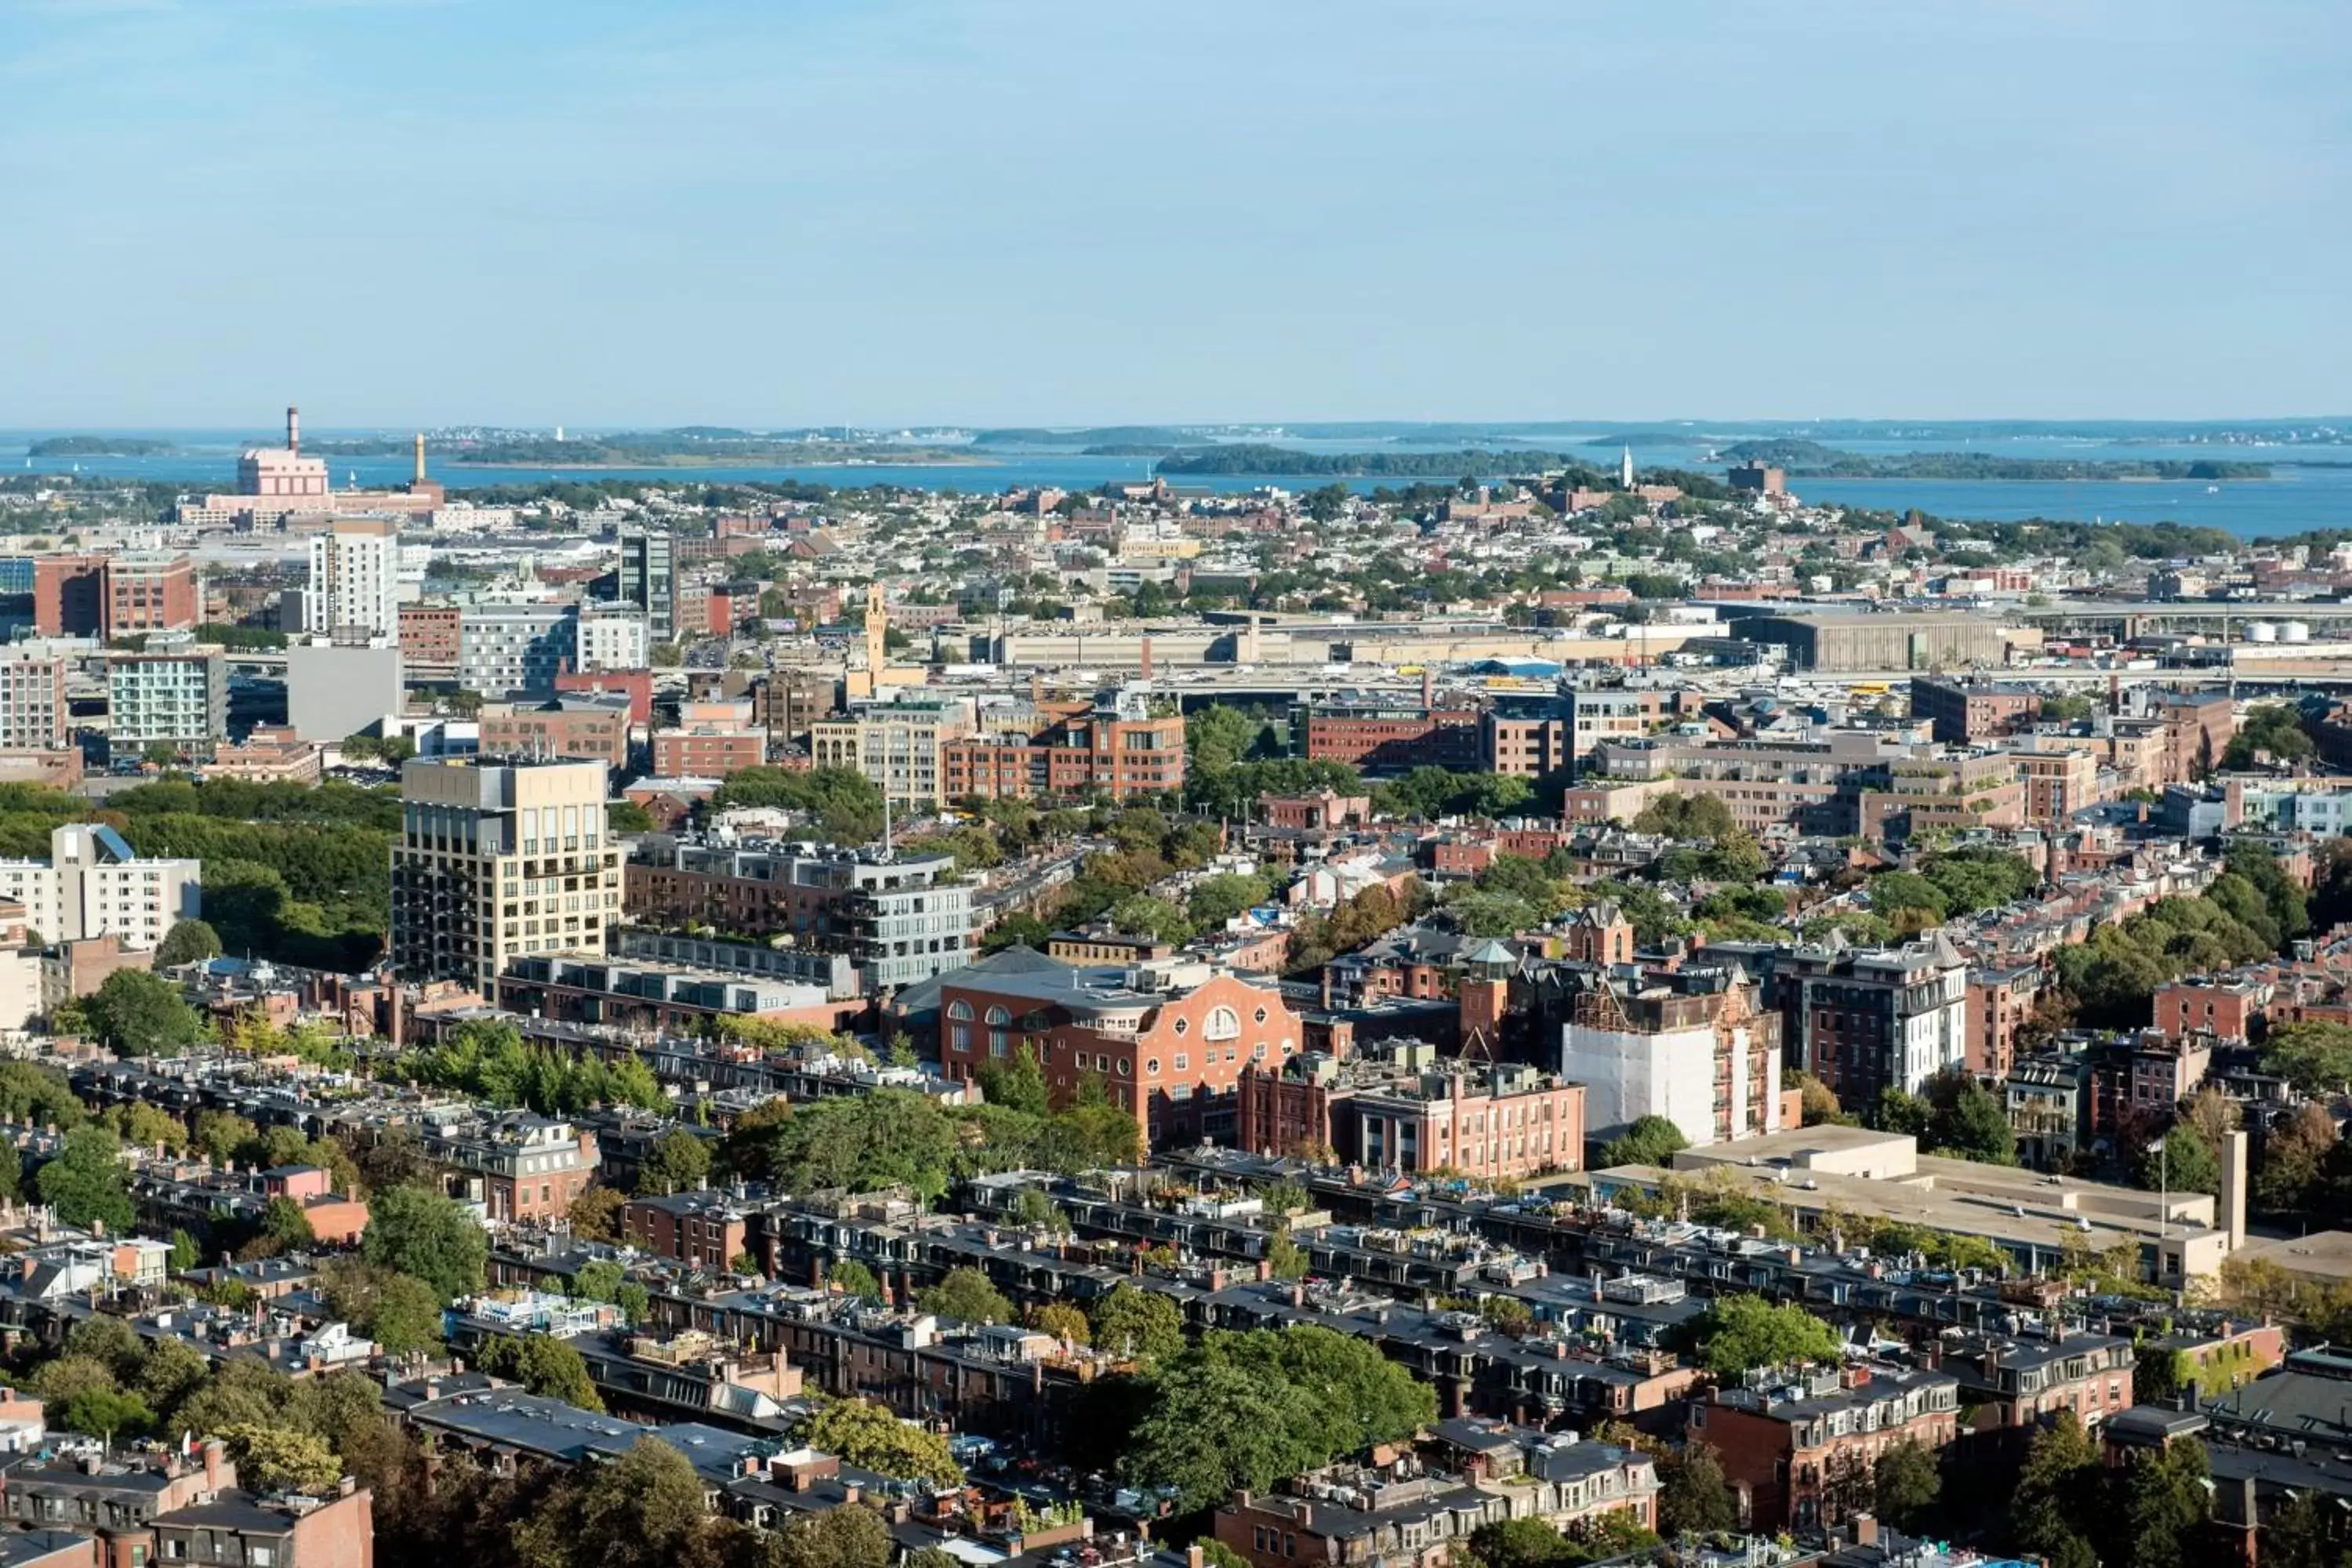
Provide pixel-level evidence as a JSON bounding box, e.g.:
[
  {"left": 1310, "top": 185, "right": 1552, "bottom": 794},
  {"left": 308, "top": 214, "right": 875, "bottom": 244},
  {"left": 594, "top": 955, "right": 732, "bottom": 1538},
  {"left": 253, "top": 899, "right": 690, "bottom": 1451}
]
[
  {"left": 1907, "top": 677, "right": 2041, "bottom": 745},
  {"left": 397, "top": 604, "right": 461, "bottom": 672},
  {"left": 936, "top": 957, "right": 1304, "bottom": 1149},
  {"left": 653, "top": 727, "right": 767, "bottom": 778},
  {"left": 942, "top": 706, "right": 1185, "bottom": 801},
  {"left": 423, "top": 1112, "right": 599, "bottom": 1224},
  {"left": 624, "top": 1189, "right": 749, "bottom": 1272},
  {"left": 480, "top": 700, "right": 633, "bottom": 768},
  {"left": 1295, "top": 696, "right": 1483, "bottom": 770},
  {"left": 35, "top": 554, "right": 198, "bottom": 641},
  {"left": 1690, "top": 1363, "right": 1960, "bottom": 1531},
  {"left": 554, "top": 669, "right": 655, "bottom": 727},
  {"left": 1236, "top": 1038, "right": 1585, "bottom": 1179}
]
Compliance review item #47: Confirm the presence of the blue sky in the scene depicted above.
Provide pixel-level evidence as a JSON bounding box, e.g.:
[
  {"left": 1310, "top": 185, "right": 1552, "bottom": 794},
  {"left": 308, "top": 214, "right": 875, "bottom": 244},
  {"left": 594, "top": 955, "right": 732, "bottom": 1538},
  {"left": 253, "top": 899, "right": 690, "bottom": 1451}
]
[{"left": 2, "top": 0, "right": 2344, "bottom": 427}]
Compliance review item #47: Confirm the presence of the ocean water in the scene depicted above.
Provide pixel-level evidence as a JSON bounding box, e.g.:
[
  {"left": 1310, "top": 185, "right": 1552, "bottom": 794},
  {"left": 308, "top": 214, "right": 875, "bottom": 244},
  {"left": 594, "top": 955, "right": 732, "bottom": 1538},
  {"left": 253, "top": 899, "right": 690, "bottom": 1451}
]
[{"left": 9, "top": 430, "right": 2350, "bottom": 539}]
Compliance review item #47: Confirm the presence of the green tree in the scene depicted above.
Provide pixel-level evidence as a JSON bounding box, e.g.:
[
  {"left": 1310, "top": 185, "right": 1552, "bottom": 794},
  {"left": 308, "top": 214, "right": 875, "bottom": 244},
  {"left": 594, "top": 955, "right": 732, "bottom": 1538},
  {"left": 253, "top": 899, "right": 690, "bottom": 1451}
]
[
  {"left": 531, "top": 1438, "right": 714, "bottom": 1568},
  {"left": 829, "top": 1259, "right": 881, "bottom": 1299},
  {"left": 802, "top": 1398, "right": 964, "bottom": 1486},
  {"left": 1120, "top": 1327, "right": 1436, "bottom": 1513},
  {"left": 637, "top": 1129, "right": 712, "bottom": 1196},
  {"left": 1028, "top": 1301, "right": 1091, "bottom": 1344},
  {"left": 568, "top": 1185, "right": 627, "bottom": 1242},
  {"left": 2136, "top": 1123, "right": 2221, "bottom": 1198},
  {"left": 1597, "top": 1115, "right": 1687, "bottom": 1170},
  {"left": 86, "top": 968, "right": 203, "bottom": 1056},
  {"left": 975, "top": 1045, "right": 1051, "bottom": 1116},
  {"left": 775, "top": 1501, "right": 894, "bottom": 1568},
  {"left": 135, "top": 1338, "right": 210, "bottom": 1419},
  {"left": 2011, "top": 1412, "right": 2100, "bottom": 1567},
  {"left": 361, "top": 1185, "right": 488, "bottom": 1303},
  {"left": 59, "top": 1388, "right": 154, "bottom": 1443},
  {"left": 1090, "top": 1282, "right": 1186, "bottom": 1365},
  {"left": 1468, "top": 1518, "right": 1570, "bottom": 1568},
  {"left": 1266, "top": 1228, "right": 1309, "bottom": 1279},
  {"left": 2110, "top": 1438, "right": 2212, "bottom": 1568},
  {"left": 1871, "top": 1439, "right": 1940, "bottom": 1532},
  {"left": 479, "top": 1334, "right": 603, "bottom": 1411},
  {"left": 223, "top": 1425, "right": 342, "bottom": 1493},
  {"left": 1919, "top": 1069, "right": 2018, "bottom": 1165},
  {"left": 36, "top": 1124, "right": 136, "bottom": 1232},
  {"left": 1688, "top": 1295, "right": 1843, "bottom": 1377},
  {"left": 1657, "top": 1442, "right": 1738, "bottom": 1536},
  {"left": 570, "top": 1258, "right": 626, "bottom": 1302},
  {"left": 255, "top": 1195, "right": 316, "bottom": 1254},
  {"left": 154, "top": 918, "right": 223, "bottom": 966},
  {"left": 917, "top": 1265, "right": 1013, "bottom": 1325}
]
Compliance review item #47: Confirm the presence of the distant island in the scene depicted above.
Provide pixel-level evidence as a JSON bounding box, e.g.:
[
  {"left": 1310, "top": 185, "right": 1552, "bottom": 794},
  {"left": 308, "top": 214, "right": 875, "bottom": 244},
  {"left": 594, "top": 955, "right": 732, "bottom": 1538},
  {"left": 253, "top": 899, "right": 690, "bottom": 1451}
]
[
  {"left": 1716, "top": 440, "right": 2270, "bottom": 481},
  {"left": 315, "top": 430, "right": 982, "bottom": 467},
  {"left": 27, "top": 436, "right": 175, "bottom": 457},
  {"left": 975, "top": 425, "right": 1200, "bottom": 448},
  {"left": 1156, "top": 445, "right": 1601, "bottom": 477}
]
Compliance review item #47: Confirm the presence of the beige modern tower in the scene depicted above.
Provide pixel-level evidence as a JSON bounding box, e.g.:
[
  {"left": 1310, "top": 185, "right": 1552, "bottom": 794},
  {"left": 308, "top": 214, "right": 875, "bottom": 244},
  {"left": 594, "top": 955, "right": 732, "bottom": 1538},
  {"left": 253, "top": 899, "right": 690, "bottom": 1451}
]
[{"left": 390, "top": 757, "right": 621, "bottom": 995}]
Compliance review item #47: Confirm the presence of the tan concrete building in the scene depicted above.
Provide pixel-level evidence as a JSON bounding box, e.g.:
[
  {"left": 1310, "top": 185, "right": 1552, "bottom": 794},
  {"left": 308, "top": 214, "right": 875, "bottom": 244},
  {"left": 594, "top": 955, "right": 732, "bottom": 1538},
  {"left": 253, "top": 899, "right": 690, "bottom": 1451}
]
[{"left": 391, "top": 757, "right": 622, "bottom": 991}]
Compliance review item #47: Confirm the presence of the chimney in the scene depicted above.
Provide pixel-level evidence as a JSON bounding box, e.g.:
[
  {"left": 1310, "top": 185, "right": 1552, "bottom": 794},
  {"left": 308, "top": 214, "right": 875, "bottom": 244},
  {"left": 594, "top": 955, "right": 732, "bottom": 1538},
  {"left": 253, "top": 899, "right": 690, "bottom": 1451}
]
[
  {"left": 286, "top": 405, "right": 300, "bottom": 454},
  {"left": 414, "top": 432, "right": 427, "bottom": 485},
  {"left": 2220, "top": 1129, "right": 2249, "bottom": 1250},
  {"left": 1422, "top": 668, "right": 1434, "bottom": 708},
  {"left": 1188, "top": 1548, "right": 1204, "bottom": 1568},
  {"left": 1853, "top": 1512, "right": 1878, "bottom": 1547},
  {"left": 201, "top": 1439, "right": 224, "bottom": 1490},
  {"left": 844, "top": 1483, "right": 862, "bottom": 1505},
  {"left": 1140, "top": 637, "right": 1153, "bottom": 681}
]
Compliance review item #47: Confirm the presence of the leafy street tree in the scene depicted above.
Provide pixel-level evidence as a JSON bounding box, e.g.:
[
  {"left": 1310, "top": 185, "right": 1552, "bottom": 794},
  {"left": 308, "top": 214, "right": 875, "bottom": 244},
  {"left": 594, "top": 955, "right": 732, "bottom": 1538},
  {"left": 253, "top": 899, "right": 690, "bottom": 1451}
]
[
  {"left": 1028, "top": 1301, "right": 1091, "bottom": 1343},
  {"left": 154, "top": 918, "right": 223, "bottom": 967},
  {"left": 1120, "top": 1327, "right": 1436, "bottom": 1512},
  {"left": 916, "top": 1266, "right": 1013, "bottom": 1325},
  {"left": 1688, "top": 1295, "right": 1844, "bottom": 1377},
  {"left": 2011, "top": 1412, "right": 2101, "bottom": 1567},
  {"left": 802, "top": 1398, "right": 964, "bottom": 1486},
  {"left": 1468, "top": 1518, "right": 1570, "bottom": 1568},
  {"left": 36, "top": 1125, "right": 136, "bottom": 1232},
  {"left": 86, "top": 969, "right": 203, "bottom": 1057},
  {"left": 1090, "top": 1282, "right": 1186, "bottom": 1365},
  {"left": 1871, "top": 1439, "right": 1941, "bottom": 1532},
  {"left": 1657, "top": 1443, "right": 1738, "bottom": 1537},
  {"left": 2111, "top": 1437, "right": 2212, "bottom": 1568},
  {"left": 1597, "top": 1115, "right": 1688, "bottom": 1170},
  {"left": 361, "top": 1185, "right": 488, "bottom": 1304},
  {"left": 478, "top": 1334, "right": 603, "bottom": 1411},
  {"left": 223, "top": 1425, "right": 342, "bottom": 1493},
  {"left": 567, "top": 1185, "right": 627, "bottom": 1242},
  {"left": 60, "top": 1388, "right": 155, "bottom": 1443},
  {"left": 828, "top": 1259, "right": 881, "bottom": 1299},
  {"left": 2136, "top": 1122, "right": 2221, "bottom": 1198},
  {"left": 636, "top": 1128, "right": 711, "bottom": 1196}
]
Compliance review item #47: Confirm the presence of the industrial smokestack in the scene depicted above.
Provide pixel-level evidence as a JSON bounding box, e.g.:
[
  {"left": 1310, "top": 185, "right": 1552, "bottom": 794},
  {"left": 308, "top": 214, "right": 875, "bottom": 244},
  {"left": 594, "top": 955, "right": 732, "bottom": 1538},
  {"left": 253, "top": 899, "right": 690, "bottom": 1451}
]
[
  {"left": 286, "top": 405, "right": 301, "bottom": 453},
  {"left": 414, "top": 432, "right": 426, "bottom": 484},
  {"left": 2221, "top": 1128, "right": 2249, "bottom": 1251}
]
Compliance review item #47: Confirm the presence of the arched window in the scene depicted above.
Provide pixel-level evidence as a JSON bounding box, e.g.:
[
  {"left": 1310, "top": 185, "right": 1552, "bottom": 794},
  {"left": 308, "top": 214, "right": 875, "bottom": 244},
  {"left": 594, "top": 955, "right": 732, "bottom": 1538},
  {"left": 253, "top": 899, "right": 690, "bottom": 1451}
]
[
  {"left": 985, "top": 1005, "right": 1011, "bottom": 1058},
  {"left": 946, "top": 1000, "right": 973, "bottom": 1021},
  {"left": 1205, "top": 1006, "right": 1241, "bottom": 1041},
  {"left": 984, "top": 1006, "right": 1011, "bottom": 1025}
]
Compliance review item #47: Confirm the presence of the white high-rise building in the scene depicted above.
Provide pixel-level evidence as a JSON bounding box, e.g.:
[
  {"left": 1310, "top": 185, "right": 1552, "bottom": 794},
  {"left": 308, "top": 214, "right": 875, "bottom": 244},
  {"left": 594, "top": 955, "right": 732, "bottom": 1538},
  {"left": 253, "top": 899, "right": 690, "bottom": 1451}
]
[
  {"left": 0, "top": 823, "right": 201, "bottom": 952},
  {"left": 575, "top": 604, "right": 649, "bottom": 673},
  {"left": 305, "top": 518, "right": 402, "bottom": 638}
]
